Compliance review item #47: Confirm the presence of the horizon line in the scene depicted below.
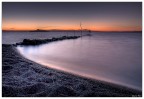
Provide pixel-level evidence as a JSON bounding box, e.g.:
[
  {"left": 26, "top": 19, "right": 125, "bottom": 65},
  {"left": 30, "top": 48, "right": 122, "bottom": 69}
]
[{"left": 2, "top": 29, "right": 142, "bottom": 33}]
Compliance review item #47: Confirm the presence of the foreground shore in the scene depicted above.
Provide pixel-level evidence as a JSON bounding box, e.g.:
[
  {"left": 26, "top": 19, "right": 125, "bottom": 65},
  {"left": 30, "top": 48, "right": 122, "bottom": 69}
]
[{"left": 2, "top": 44, "right": 142, "bottom": 97}]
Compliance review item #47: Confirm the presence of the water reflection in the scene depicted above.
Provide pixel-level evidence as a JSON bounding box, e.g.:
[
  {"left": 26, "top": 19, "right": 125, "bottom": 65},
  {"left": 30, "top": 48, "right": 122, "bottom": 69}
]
[{"left": 17, "top": 33, "right": 142, "bottom": 90}]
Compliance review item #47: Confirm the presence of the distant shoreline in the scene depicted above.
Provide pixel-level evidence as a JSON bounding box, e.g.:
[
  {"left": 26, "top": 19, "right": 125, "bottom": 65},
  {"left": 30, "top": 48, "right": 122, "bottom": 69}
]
[{"left": 2, "top": 30, "right": 142, "bottom": 33}]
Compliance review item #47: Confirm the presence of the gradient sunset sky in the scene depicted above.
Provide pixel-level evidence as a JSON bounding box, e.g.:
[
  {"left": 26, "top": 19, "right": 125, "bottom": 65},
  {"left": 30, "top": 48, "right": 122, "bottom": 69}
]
[{"left": 2, "top": 2, "right": 142, "bottom": 31}]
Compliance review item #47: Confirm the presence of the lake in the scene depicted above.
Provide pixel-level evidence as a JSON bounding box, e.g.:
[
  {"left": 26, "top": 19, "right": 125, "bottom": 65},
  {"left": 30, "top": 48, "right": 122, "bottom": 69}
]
[{"left": 3, "top": 31, "right": 142, "bottom": 90}]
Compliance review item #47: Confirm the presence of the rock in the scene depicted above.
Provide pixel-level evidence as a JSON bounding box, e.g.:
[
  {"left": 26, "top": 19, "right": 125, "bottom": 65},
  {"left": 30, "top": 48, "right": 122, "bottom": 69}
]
[{"left": 16, "top": 36, "right": 81, "bottom": 46}]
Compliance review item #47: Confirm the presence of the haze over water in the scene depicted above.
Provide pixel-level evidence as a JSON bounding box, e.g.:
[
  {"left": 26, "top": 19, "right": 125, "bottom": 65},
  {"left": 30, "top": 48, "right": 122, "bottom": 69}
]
[{"left": 9, "top": 32, "right": 142, "bottom": 91}]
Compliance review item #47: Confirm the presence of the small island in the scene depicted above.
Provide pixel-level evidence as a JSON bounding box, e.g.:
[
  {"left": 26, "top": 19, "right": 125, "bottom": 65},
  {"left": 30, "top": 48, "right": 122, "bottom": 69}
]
[{"left": 30, "top": 29, "right": 49, "bottom": 32}]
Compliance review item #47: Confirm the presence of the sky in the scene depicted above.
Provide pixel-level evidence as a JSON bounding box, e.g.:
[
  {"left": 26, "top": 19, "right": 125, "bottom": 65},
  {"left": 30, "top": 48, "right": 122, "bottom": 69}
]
[{"left": 2, "top": 2, "right": 142, "bottom": 31}]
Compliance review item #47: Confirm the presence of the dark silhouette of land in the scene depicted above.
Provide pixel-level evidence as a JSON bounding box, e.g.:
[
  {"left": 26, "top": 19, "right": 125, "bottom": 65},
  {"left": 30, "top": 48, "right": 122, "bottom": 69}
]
[
  {"left": 30, "top": 29, "right": 49, "bottom": 32},
  {"left": 2, "top": 29, "right": 142, "bottom": 33}
]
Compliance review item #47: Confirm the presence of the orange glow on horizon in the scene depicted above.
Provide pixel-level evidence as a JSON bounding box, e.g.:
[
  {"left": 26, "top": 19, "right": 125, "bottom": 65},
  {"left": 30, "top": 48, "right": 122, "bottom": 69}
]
[
  {"left": 2, "top": 25, "right": 142, "bottom": 31},
  {"left": 2, "top": 20, "right": 142, "bottom": 31}
]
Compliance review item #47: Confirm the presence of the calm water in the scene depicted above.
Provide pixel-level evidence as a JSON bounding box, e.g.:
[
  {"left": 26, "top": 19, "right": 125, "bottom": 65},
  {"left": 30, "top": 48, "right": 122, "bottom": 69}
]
[{"left": 3, "top": 32, "right": 142, "bottom": 90}]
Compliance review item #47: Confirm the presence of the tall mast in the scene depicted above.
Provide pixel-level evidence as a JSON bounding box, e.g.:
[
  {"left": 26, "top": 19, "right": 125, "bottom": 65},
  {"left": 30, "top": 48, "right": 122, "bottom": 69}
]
[{"left": 80, "top": 22, "right": 82, "bottom": 36}]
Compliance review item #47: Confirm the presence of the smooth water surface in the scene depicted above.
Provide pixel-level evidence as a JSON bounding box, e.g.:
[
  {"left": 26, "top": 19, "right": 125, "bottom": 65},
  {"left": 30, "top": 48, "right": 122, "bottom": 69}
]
[{"left": 7, "top": 32, "right": 142, "bottom": 90}]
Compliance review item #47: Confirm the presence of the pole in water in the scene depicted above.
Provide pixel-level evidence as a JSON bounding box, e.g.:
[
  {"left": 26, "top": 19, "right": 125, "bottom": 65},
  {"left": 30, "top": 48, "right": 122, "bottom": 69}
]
[
  {"left": 74, "top": 30, "right": 75, "bottom": 36},
  {"left": 80, "top": 22, "right": 82, "bottom": 37},
  {"left": 67, "top": 32, "right": 68, "bottom": 37}
]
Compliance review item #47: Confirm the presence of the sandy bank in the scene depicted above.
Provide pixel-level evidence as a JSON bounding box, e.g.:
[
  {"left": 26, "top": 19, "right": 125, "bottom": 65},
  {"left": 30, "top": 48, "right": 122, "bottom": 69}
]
[{"left": 2, "top": 44, "right": 142, "bottom": 97}]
